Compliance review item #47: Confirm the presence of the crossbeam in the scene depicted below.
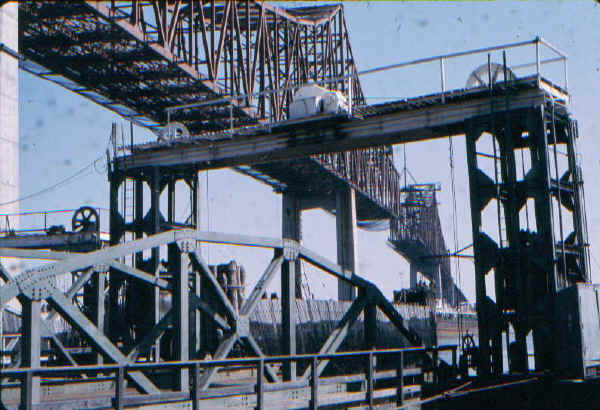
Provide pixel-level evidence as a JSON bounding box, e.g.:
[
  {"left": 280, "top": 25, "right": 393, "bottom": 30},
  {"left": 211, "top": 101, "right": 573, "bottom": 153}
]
[{"left": 115, "top": 82, "right": 552, "bottom": 172}]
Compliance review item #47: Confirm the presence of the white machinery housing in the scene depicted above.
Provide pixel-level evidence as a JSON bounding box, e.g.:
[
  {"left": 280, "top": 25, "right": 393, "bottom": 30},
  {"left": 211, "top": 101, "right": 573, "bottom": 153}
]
[{"left": 289, "top": 84, "right": 349, "bottom": 120}]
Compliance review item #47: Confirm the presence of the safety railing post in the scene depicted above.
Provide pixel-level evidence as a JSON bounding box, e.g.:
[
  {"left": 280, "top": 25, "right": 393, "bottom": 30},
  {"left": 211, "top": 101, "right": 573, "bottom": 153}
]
[
  {"left": 347, "top": 76, "right": 353, "bottom": 117},
  {"left": 192, "top": 363, "right": 200, "bottom": 410},
  {"left": 20, "top": 371, "right": 33, "bottom": 410},
  {"left": 255, "top": 359, "right": 264, "bottom": 410},
  {"left": 432, "top": 348, "right": 439, "bottom": 384},
  {"left": 535, "top": 37, "right": 541, "bottom": 85},
  {"left": 115, "top": 366, "right": 125, "bottom": 410},
  {"left": 366, "top": 351, "right": 374, "bottom": 409},
  {"left": 452, "top": 346, "right": 457, "bottom": 374},
  {"left": 396, "top": 351, "right": 404, "bottom": 407},
  {"left": 564, "top": 57, "right": 568, "bottom": 94},
  {"left": 310, "top": 357, "right": 318, "bottom": 410},
  {"left": 440, "top": 57, "right": 446, "bottom": 103}
]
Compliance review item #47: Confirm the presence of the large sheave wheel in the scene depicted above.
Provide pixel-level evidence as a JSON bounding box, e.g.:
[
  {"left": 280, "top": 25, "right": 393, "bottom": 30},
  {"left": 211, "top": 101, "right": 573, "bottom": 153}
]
[{"left": 72, "top": 206, "right": 99, "bottom": 232}]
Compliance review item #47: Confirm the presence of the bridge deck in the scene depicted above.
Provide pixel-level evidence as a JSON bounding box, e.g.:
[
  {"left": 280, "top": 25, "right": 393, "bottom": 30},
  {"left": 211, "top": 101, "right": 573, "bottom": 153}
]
[{"left": 115, "top": 76, "right": 567, "bottom": 171}]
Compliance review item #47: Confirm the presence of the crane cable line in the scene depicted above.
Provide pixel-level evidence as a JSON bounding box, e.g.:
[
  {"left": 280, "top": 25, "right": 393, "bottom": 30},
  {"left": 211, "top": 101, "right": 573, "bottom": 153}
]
[
  {"left": 0, "top": 155, "right": 105, "bottom": 208},
  {"left": 448, "top": 135, "right": 463, "bottom": 344}
]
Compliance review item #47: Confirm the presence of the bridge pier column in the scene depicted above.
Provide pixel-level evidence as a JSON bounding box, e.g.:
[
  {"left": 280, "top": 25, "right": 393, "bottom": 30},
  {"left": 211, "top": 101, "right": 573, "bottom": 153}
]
[
  {"left": 409, "top": 263, "right": 418, "bottom": 289},
  {"left": 336, "top": 187, "right": 358, "bottom": 301},
  {"left": 281, "top": 192, "right": 300, "bottom": 380}
]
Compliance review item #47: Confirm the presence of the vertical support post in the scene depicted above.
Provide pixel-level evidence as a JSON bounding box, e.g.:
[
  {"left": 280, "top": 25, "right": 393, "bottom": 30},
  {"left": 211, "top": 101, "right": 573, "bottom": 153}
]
[
  {"left": 365, "top": 352, "right": 374, "bottom": 409},
  {"left": 432, "top": 348, "right": 439, "bottom": 384},
  {"left": 409, "top": 263, "right": 418, "bottom": 289},
  {"left": 440, "top": 58, "right": 446, "bottom": 103},
  {"left": 191, "top": 172, "right": 201, "bottom": 356},
  {"left": 93, "top": 268, "right": 106, "bottom": 364},
  {"left": 396, "top": 351, "right": 404, "bottom": 407},
  {"left": 465, "top": 122, "right": 491, "bottom": 377},
  {"left": 563, "top": 57, "right": 568, "bottom": 94},
  {"left": 527, "top": 106, "right": 558, "bottom": 371},
  {"left": 255, "top": 359, "right": 264, "bottom": 410},
  {"left": 336, "top": 186, "right": 358, "bottom": 301},
  {"left": 192, "top": 363, "right": 200, "bottom": 410},
  {"left": 281, "top": 192, "right": 299, "bottom": 381},
  {"left": 310, "top": 356, "right": 318, "bottom": 410},
  {"left": 115, "top": 366, "right": 125, "bottom": 410},
  {"left": 452, "top": 347, "right": 457, "bottom": 371},
  {"left": 108, "top": 173, "right": 122, "bottom": 342},
  {"left": 150, "top": 167, "right": 161, "bottom": 361},
  {"left": 347, "top": 76, "right": 353, "bottom": 116},
  {"left": 535, "top": 37, "right": 541, "bottom": 85},
  {"left": 566, "top": 120, "right": 590, "bottom": 282},
  {"left": 20, "top": 297, "right": 40, "bottom": 409},
  {"left": 134, "top": 178, "right": 144, "bottom": 264},
  {"left": 364, "top": 301, "right": 377, "bottom": 351},
  {"left": 172, "top": 243, "right": 190, "bottom": 391},
  {"left": 167, "top": 177, "right": 175, "bottom": 223}
]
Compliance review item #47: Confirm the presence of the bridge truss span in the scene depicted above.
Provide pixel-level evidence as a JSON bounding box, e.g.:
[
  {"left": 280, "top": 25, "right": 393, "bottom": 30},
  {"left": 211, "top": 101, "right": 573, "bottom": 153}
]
[{"left": 20, "top": 1, "right": 364, "bottom": 133}]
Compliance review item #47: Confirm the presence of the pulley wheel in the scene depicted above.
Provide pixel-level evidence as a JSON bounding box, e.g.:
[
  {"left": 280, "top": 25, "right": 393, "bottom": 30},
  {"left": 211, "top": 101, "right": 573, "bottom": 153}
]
[{"left": 72, "top": 206, "right": 99, "bottom": 233}]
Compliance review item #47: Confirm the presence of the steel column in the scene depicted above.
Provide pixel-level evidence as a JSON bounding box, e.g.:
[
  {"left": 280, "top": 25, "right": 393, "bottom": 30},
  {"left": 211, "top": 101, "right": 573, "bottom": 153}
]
[
  {"left": 281, "top": 191, "right": 299, "bottom": 380},
  {"left": 19, "top": 297, "right": 40, "bottom": 408},
  {"left": 92, "top": 268, "right": 106, "bottom": 364},
  {"left": 150, "top": 167, "right": 162, "bottom": 361},
  {"left": 527, "top": 106, "right": 557, "bottom": 371},
  {"left": 171, "top": 243, "right": 189, "bottom": 391},
  {"left": 409, "top": 263, "right": 418, "bottom": 289},
  {"left": 336, "top": 186, "right": 358, "bottom": 301},
  {"left": 465, "top": 121, "right": 492, "bottom": 377},
  {"left": 108, "top": 173, "right": 122, "bottom": 342}
]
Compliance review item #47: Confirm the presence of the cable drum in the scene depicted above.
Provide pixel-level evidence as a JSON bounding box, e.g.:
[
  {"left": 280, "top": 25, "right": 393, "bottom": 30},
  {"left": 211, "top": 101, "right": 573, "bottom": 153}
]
[
  {"left": 466, "top": 63, "right": 516, "bottom": 89},
  {"left": 158, "top": 122, "right": 190, "bottom": 142}
]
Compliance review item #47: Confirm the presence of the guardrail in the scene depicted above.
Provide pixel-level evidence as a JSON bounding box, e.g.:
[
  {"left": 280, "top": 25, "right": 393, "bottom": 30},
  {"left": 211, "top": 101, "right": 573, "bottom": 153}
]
[
  {"left": 0, "top": 208, "right": 109, "bottom": 237},
  {"left": 1, "top": 345, "right": 457, "bottom": 410}
]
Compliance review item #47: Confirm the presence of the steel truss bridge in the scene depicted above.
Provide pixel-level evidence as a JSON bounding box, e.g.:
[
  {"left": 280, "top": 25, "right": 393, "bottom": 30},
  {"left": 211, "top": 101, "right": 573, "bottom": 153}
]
[{"left": 0, "top": 1, "right": 591, "bottom": 409}]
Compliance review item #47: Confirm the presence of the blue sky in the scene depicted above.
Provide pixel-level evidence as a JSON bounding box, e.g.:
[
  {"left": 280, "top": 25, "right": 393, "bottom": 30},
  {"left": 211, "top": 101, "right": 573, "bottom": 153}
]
[{"left": 15, "top": 1, "right": 600, "bottom": 302}]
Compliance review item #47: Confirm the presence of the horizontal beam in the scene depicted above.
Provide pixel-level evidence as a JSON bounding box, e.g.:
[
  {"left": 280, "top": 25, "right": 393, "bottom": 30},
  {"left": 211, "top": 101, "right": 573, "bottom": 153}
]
[
  {"left": 0, "top": 248, "right": 71, "bottom": 260},
  {"left": 115, "top": 87, "right": 548, "bottom": 171}
]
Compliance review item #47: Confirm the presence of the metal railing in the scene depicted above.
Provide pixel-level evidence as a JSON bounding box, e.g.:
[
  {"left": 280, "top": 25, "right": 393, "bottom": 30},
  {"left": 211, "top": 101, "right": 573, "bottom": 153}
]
[
  {"left": 0, "top": 208, "right": 109, "bottom": 237},
  {"left": 1, "top": 345, "right": 458, "bottom": 410}
]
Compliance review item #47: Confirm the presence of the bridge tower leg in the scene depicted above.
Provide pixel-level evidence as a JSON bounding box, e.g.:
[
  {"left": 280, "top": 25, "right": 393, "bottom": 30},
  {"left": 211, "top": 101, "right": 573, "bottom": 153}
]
[
  {"left": 281, "top": 191, "right": 301, "bottom": 380},
  {"left": 465, "top": 102, "right": 589, "bottom": 377},
  {"left": 336, "top": 186, "right": 358, "bottom": 301}
]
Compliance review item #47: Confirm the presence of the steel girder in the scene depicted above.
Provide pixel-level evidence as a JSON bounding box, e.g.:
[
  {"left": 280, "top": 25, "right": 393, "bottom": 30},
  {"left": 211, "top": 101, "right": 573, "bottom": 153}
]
[{"left": 0, "top": 228, "right": 423, "bottom": 400}]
